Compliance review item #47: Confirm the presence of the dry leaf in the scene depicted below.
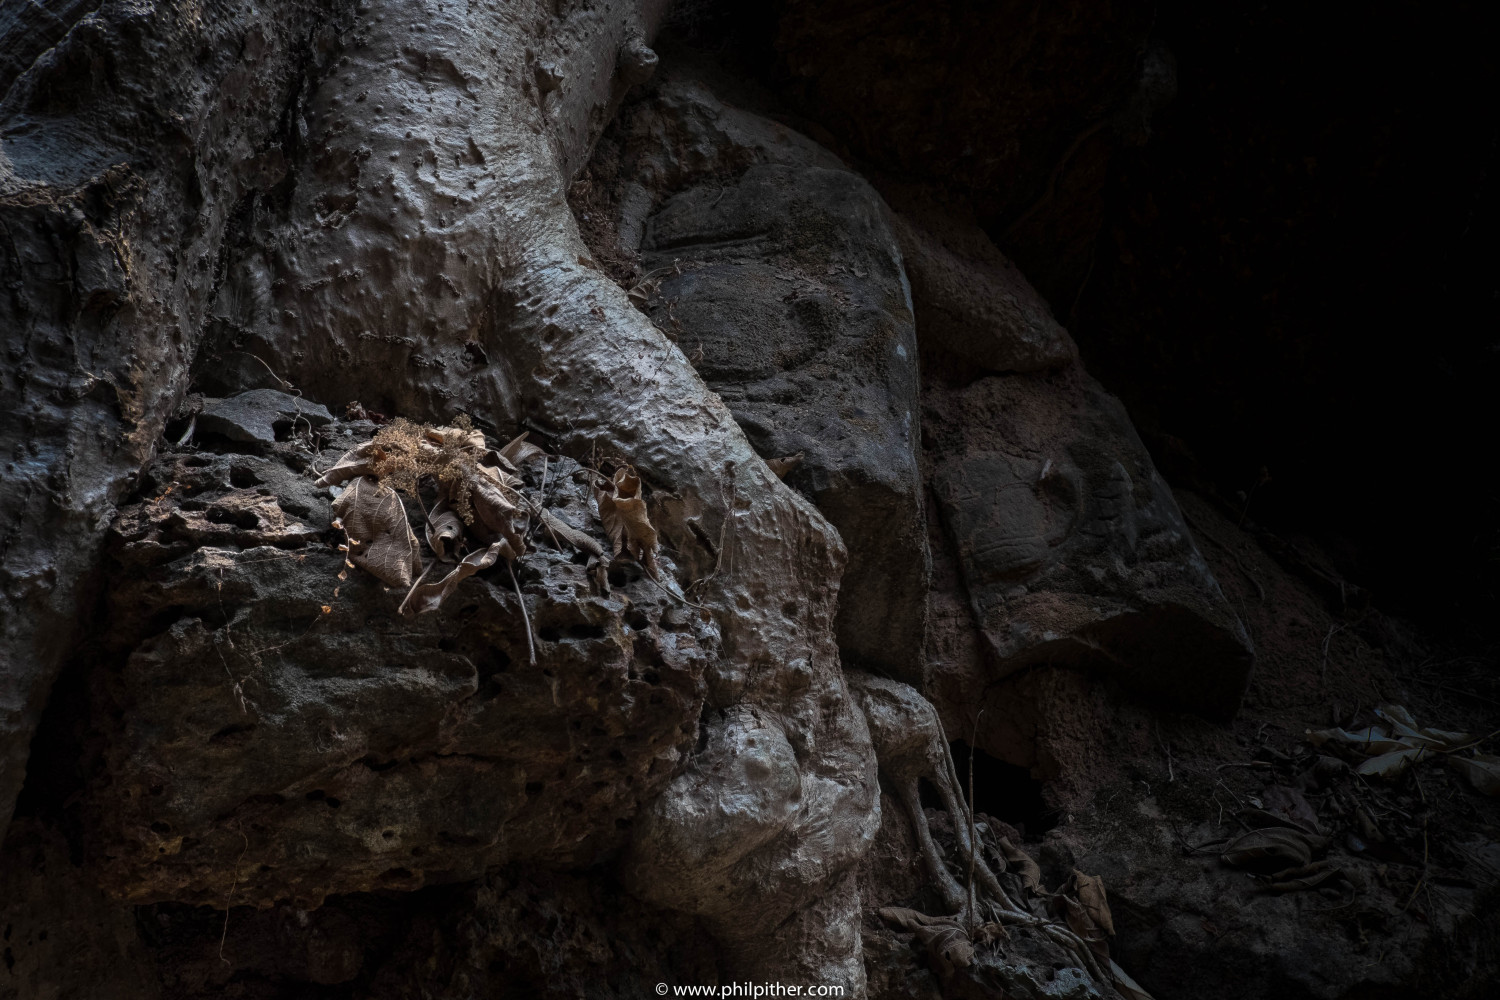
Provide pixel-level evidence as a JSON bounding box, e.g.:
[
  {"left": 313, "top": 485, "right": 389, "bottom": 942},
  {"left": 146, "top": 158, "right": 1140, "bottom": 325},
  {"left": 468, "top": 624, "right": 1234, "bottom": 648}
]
[
  {"left": 426, "top": 422, "right": 487, "bottom": 455},
  {"left": 1374, "top": 705, "right": 1470, "bottom": 748},
  {"left": 1305, "top": 726, "right": 1411, "bottom": 756},
  {"left": 426, "top": 500, "right": 465, "bottom": 562},
  {"left": 595, "top": 465, "right": 659, "bottom": 577},
  {"left": 539, "top": 508, "right": 604, "bottom": 557},
  {"left": 499, "top": 431, "right": 545, "bottom": 466},
  {"left": 1357, "top": 746, "right": 1432, "bottom": 779},
  {"left": 1062, "top": 896, "right": 1109, "bottom": 960},
  {"left": 1221, "top": 828, "right": 1318, "bottom": 871},
  {"left": 398, "top": 541, "right": 511, "bottom": 616},
  {"left": 1450, "top": 754, "right": 1500, "bottom": 796},
  {"left": 332, "top": 476, "right": 422, "bottom": 588},
  {"left": 315, "top": 441, "right": 378, "bottom": 487},
  {"left": 1072, "top": 870, "right": 1114, "bottom": 937},
  {"left": 997, "top": 837, "right": 1042, "bottom": 893},
  {"left": 468, "top": 473, "right": 527, "bottom": 556}
]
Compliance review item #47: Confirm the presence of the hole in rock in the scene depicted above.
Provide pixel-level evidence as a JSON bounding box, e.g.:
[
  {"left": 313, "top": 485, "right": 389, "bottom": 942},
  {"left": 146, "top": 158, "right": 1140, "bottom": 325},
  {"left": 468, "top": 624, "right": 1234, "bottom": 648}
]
[
  {"left": 476, "top": 648, "right": 511, "bottom": 695},
  {"left": 208, "top": 723, "right": 255, "bottom": 747},
  {"left": 206, "top": 506, "right": 261, "bottom": 529},
  {"left": 539, "top": 623, "right": 606, "bottom": 642},
  {"left": 229, "top": 464, "right": 261, "bottom": 487},
  {"left": 945, "top": 742, "right": 1057, "bottom": 840}
]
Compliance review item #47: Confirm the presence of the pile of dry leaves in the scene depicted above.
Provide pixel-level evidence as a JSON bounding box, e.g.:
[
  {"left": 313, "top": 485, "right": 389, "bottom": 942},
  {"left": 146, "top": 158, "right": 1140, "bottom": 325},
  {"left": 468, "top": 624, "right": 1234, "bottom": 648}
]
[
  {"left": 315, "top": 418, "right": 664, "bottom": 637},
  {"left": 1307, "top": 704, "right": 1500, "bottom": 792},
  {"left": 1204, "top": 703, "right": 1499, "bottom": 909}
]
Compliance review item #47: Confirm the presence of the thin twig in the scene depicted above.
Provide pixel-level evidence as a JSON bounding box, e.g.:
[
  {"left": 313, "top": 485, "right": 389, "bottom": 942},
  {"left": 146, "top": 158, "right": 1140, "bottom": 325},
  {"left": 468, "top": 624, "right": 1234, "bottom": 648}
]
[
  {"left": 967, "top": 710, "right": 984, "bottom": 939},
  {"left": 508, "top": 561, "right": 537, "bottom": 666},
  {"left": 220, "top": 825, "right": 250, "bottom": 966},
  {"left": 643, "top": 568, "right": 711, "bottom": 611}
]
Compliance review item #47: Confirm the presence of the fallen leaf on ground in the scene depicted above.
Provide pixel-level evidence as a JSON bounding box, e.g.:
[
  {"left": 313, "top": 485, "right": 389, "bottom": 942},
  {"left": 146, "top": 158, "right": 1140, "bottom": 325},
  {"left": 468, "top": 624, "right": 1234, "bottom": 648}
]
[
  {"left": 1306, "top": 726, "right": 1411, "bottom": 756},
  {"left": 1072, "top": 870, "right": 1114, "bottom": 937},
  {"left": 1221, "top": 828, "right": 1320, "bottom": 871},
  {"left": 1374, "top": 705, "right": 1470, "bottom": 748},
  {"left": 469, "top": 473, "right": 527, "bottom": 556},
  {"left": 315, "top": 441, "right": 378, "bottom": 487},
  {"left": 498, "top": 431, "right": 545, "bottom": 466},
  {"left": 332, "top": 476, "right": 422, "bottom": 587},
  {"left": 1357, "top": 746, "right": 1433, "bottom": 779},
  {"left": 1450, "top": 754, "right": 1500, "bottom": 796},
  {"left": 997, "top": 837, "right": 1042, "bottom": 893}
]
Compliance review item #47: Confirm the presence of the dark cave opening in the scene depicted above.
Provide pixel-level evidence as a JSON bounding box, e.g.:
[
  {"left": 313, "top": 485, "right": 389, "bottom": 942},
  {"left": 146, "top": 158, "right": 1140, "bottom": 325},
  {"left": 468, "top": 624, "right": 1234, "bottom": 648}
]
[{"left": 930, "top": 742, "right": 1058, "bottom": 841}]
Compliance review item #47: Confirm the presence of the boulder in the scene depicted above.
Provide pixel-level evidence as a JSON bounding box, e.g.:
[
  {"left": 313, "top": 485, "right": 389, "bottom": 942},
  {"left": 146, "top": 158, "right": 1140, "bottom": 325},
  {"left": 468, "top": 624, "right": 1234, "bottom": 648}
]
[
  {"left": 924, "top": 366, "right": 1253, "bottom": 720},
  {"left": 79, "top": 423, "right": 717, "bottom": 907},
  {"left": 196, "top": 388, "right": 334, "bottom": 447}
]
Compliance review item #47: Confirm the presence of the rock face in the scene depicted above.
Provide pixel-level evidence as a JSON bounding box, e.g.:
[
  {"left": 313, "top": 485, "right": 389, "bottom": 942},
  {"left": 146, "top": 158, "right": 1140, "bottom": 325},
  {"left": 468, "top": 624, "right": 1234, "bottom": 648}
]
[
  {"left": 3, "top": 7, "right": 1495, "bottom": 1000},
  {"left": 0, "top": 0, "right": 353, "bottom": 851},
  {"left": 886, "top": 205, "right": 1078, "bottom": 376},
  {"left": 923, "top": 365, "right": 1254, "bottom": 721},
  {"left": 82, "top": 417, "right": 716, "bottom": 907},
  {"left": 0, "top": 820, "right": 159, "bottom": 1000},
  {"left": 598, "top": 68, "right": 929, "bottom": 679}
]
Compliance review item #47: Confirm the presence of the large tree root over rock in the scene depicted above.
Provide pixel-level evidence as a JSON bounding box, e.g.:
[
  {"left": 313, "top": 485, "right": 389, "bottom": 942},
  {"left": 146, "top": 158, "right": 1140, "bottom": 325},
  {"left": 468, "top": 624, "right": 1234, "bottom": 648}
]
[{"left": 1, "top": 0, "right": 880, "bottom": 987}]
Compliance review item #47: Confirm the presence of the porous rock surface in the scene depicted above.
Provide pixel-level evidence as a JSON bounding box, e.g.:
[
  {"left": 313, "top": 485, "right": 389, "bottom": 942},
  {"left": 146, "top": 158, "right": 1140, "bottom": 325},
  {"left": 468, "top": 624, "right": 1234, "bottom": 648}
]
[{"left": 82, "top": 417, "right": 716, "bottom": 906}]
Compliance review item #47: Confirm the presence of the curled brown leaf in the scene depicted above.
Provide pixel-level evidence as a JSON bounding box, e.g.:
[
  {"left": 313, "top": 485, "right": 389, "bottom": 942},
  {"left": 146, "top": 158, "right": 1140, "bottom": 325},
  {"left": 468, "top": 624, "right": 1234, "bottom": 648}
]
[
  {"left": 539, "top": 508, "right": 604, "bottom": 557},
  {"left": 331, "top": 476, "right": 422, "bottom": 588},
  {"left": 398, "top": 541, "right": 512, "bottom": 616},
  {"left": 595, "top": 465, "right": 659, "bottom": 577},
  {"left": 997, "top": 837, "right": 1042, "bottom": 894}
]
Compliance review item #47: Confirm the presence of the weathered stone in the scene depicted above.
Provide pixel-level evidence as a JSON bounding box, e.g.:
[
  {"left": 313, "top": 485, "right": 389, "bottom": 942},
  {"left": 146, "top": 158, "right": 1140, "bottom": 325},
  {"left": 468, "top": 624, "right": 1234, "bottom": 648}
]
[
  {"left": 0, "top": 0, "right": 353, "bottom": 855},
  {"left": 196, "top": 388, "right": 333, "bottom": 446},
  {"left": 611, "top": 70, "right": 928, "bottom": 678},
  {"left": 924, "top": 366, "right": 1253, "bottom": 720},
  {"left": 0, "top": 820, "right": 158, "bottom": 1000},
  {"left": 80, "top": 425, "right": 717, "bottom": 908},
  {"left": 887, "top": 203, "right": 1077, "bottom": 374}
]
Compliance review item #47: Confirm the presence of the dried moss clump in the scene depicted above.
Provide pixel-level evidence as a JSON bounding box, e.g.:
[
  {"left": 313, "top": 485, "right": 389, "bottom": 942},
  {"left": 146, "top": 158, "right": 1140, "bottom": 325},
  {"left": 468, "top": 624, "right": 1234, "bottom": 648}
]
[{"left": 367, "top": 415, "right": 496, "bottom": 525}]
